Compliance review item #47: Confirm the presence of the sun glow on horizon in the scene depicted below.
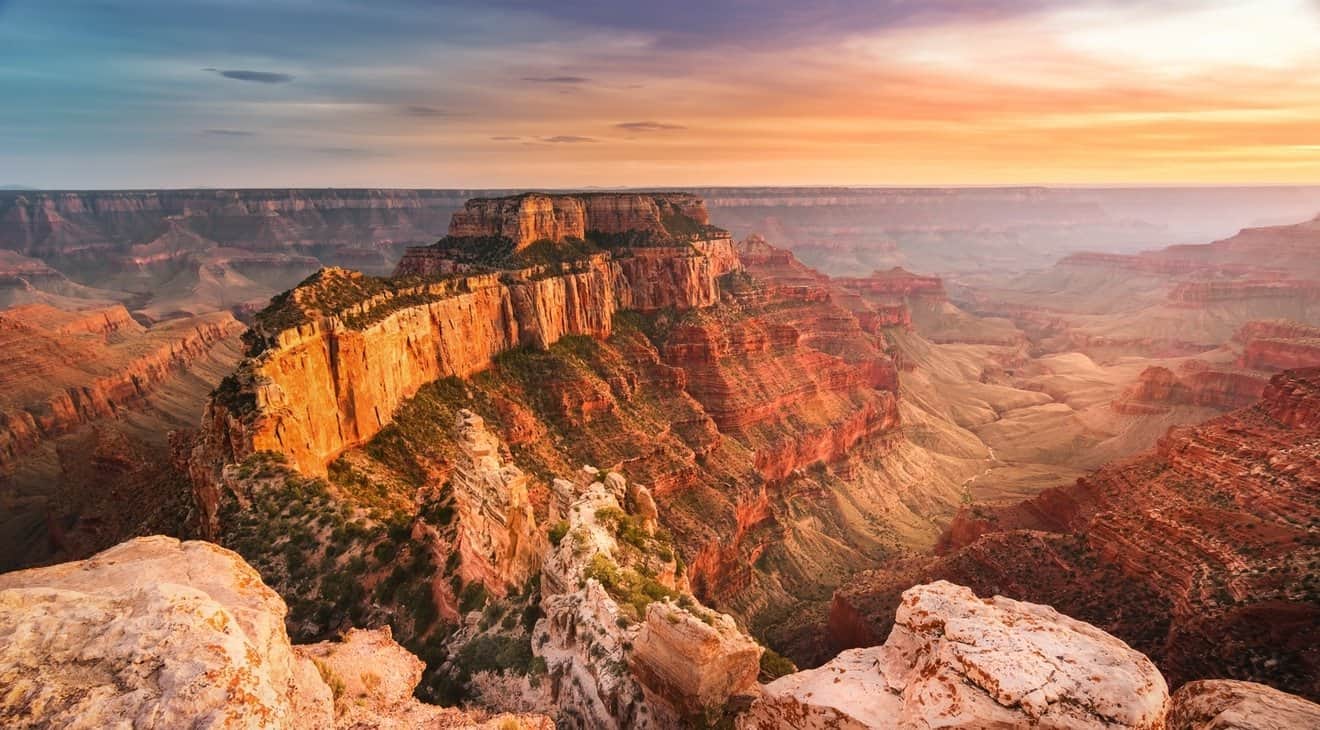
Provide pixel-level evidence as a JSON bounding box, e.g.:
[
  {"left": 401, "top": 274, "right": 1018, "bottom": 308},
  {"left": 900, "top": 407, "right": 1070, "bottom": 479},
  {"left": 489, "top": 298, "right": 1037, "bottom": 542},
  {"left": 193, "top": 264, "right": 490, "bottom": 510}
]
[{"left": 2, "top": 0, "right": 1319, "bottom": 188}]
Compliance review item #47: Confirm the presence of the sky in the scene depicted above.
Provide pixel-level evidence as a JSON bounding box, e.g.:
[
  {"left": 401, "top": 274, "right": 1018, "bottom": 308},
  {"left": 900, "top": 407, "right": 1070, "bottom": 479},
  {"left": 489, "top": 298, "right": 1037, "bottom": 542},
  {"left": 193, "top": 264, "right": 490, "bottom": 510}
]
[{"left": 2, "top": 0, "right": 1320, "bottom": 188}]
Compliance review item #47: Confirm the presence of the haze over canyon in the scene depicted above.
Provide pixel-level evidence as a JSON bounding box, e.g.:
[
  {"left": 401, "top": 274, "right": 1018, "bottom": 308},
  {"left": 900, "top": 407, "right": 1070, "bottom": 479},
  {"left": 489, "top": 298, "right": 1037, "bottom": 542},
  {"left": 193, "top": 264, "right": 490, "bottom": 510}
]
[{"left": 3, "top": 0, "right": 1320, "bottom": 727}]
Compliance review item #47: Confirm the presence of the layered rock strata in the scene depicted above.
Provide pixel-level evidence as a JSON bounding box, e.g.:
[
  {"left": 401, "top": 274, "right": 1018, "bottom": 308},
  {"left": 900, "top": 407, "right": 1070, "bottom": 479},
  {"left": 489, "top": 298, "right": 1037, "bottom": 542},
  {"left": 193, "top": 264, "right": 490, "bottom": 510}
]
[
  {"left": 832, "top": 368, "right": 1320, "bottom": 700},
  {"left": 450, "top": 409, "right": 543, "bottom": 595},
  {"left": 444, "top": 192, "right": 716, "bottom": 250},
  {"left": 195, "top": 195, "right": 741, "bottom": 492},
  {"left": 0, "top": 303, "right": 243, "bottom": 471}
]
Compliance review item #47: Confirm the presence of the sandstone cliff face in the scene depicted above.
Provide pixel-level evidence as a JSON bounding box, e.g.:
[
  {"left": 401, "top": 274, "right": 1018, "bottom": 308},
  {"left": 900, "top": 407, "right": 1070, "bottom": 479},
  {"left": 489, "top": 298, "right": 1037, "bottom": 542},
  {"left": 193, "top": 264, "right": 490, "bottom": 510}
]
[
  {"left": 197, "top": 198, "right": 741, "bottom": 487},
  {"left": 450, "top": 410, "right": 543, "bottom": 595},
  {"left": 195, "top": 264, "right": 618, "bottom": 483},
  {"left": 0, "top": 536, "right": 550, "bottom": 729},
  {"left": 743, "top": 581, "right": 1169, "bottom": 730},
  {"left": 446, "top": 192, "right": 714, "bottom": 249},
  {"left": 833, "top": 367, "right": 1320, "bottom": 701}
]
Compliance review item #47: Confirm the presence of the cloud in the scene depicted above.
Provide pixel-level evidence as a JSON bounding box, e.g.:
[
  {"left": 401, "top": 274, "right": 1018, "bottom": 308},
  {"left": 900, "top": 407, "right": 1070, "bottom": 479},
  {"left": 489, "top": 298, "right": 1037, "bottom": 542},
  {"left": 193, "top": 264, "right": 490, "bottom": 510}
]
[
  {"left": 541, "top": 135, "right": 597, "bottom": 143},
  {"left": 202, "top": 128, "right": 256, "bottom": 136},
  {"left": 522, "top": 75, "right": 591, "bottom": 84},
  {"left": 490, "top": 136, "right": 520, "bottom": 141},
  {"left": 316, "top": 146, "right": 389, "bottom": 158},
  {"left": 403, "top": 105, "right": 449, "bottom": 117},
  {"left": 204, "top": 68, "right": 294, "bottom": 84},
  {"left": 615, "top": 121, "right": 686, "bottom": 132}
]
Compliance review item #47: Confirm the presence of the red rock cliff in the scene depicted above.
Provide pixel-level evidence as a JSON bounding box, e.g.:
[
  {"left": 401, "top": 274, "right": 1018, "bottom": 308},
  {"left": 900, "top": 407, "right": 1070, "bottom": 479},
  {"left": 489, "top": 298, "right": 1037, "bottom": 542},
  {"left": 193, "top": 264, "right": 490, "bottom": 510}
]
[
  {"left": 832, "top": 367, "right": 1320, "bottom": 700},
  {"left": 193, "top": 196, "right": 743, "bottom": 506},
  {"left": 445, "top": 192, "right": 715, "bottom": 250}
]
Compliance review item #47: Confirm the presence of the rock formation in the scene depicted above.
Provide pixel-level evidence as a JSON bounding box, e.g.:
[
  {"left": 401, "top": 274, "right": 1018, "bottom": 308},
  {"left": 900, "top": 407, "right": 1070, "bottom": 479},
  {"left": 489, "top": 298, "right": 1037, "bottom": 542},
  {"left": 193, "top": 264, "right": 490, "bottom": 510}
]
[
  {"left": 743, "top": 581, "right": 1169, "bottom": 729},
  {"left": 535, "top": 469, "right": 761, "bottom": 728},
  {"left": 832, "top": 368, "right": 1320, "bottom": 701},
  {"left": 0, "top": 304, "right": 242, "bottom": 470},
  {"left": 1166, "top": 679, "right": 1320, "bottom": 730},
  {"left": 194, "top": 195, "right": 740, "bottom": 487},
  {"left": 0, "top": 536, "right": 550, "bottom": 729},
  {"left": 450, "top": 409, "right": 542, "bottom": 595},
  {"left": 444, "top": 192, "right": 715, "bottom": 250},
  {"left": 0, "top": 302, "right": 246, "bottom": 571},
  {"left": 1112, "top": 364, "right": 1267, "bottom": 413}
]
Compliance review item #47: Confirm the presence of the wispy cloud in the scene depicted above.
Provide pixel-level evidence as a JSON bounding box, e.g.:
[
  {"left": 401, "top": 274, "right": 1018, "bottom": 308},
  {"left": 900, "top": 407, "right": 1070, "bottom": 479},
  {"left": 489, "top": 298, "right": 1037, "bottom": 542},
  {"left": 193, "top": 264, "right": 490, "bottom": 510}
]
[
  {"left": 541, "top": 135, "right": 597, "bottom": 143},
  {"left": 615, "top": 121, "right": 687, "bottom": 132},
  {"left": 316, "top": 146, "right": 389, "bottom": 158},
  {"left": 202, "top": 128, "right": 256, "bottom": 137},
  {"left": 522, "top": 75, "right": 590, "bottom": 84},
  {"left": 490, "top": 136, "right": 520, "bottom": 141},
  {"left": 204, "top": 68, "right": 294, "bottom": 84},
  {"left": 402, "top": 105, "right": 449, "bottom": 117}
]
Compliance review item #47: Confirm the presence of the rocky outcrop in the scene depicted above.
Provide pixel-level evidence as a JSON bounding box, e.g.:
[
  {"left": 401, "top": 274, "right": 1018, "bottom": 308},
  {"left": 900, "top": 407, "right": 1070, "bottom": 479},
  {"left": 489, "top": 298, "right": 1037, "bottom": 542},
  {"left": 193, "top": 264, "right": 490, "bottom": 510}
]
[
  {"left": 536, "top": 469, "right": 761, "bottom": 728},
  {"left": 1111, "top": 364, "right": 1267, "bottom": 413},
  {"left": 630, "top": 601, "right": 763, "bottom": 721},
  {"left": 834, "top": 266, "right": 947, "bottom": 302},
  {"left": 451, "top": 409, "right": 542, "bottom": 595},
  {"left": 0, "top": 303, "right": 243, "bottom": 472},
  {"left": 743, "top": 581, "right": 1169, "bottom": 729},
  {"left": 195, "top": 196, "right": 743, "bottom": 487},
  {"left": 0, "top": 536, "right": 550, "bottom": 729},
  {"left": 1166, "top": 679, "right": 1320, "bottom": 730},
  {"left": 833, "top": 368, "right": 1320, "bottom": 700},
  {"left": 445, "top": 192, "right": 715, "bottom": 250}
]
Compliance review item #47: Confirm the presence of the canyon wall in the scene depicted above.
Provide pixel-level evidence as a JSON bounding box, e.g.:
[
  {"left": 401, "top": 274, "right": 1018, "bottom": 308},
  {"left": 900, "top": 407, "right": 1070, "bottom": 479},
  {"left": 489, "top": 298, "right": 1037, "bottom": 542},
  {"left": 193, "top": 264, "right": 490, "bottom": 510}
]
[
  {"left": 446, "top": 192, "right": 713, "bottom": 249},
  {"left": 0, "top": 303, "right": 243, "bottom": 472},
  {"left": 194, "top": 195, "right": 741, "bottom": 497},
  {"left": 831, "top": 367, "right": 1320, "bottom": 700}
]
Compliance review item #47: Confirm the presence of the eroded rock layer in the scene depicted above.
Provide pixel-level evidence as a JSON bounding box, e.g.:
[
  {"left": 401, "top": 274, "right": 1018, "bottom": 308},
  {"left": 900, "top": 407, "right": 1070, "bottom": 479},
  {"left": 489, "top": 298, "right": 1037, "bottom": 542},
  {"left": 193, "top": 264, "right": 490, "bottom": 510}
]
[
  {"left": 195, "top": 197, "right": 741, "bottom": 488},
  {"left": 831, "top": 368, "right": 1320, "bottom": 700}
]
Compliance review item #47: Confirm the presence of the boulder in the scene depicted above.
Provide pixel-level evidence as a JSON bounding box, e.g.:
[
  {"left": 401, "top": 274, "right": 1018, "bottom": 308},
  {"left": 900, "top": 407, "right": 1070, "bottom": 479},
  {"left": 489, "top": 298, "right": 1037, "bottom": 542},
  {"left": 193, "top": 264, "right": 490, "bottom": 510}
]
[{"left": 740, "top": 581, "right": 1168, "bottom": 729}]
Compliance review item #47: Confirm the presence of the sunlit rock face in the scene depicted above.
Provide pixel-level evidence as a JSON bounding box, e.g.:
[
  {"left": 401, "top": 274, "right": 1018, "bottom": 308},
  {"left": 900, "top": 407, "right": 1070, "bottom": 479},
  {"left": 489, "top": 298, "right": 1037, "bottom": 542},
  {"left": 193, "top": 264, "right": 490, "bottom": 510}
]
[
  {"left": 1166, "top": 679, "right": 1320, "bottom": 730},
  {"left": 195, "top": 194, "right": 741, "bottom": 487},
  {"left": 0, "top": 536, "right": 552, "bottom": 729},
  {"left": 446, "top": 192, "right": 714, "bottom": 250},
  {"left": 743, "top": 581, "right": 1169, "bottom": 730},
  {"left": 450, "top": 409, "right": 543, "bottom": 596}
]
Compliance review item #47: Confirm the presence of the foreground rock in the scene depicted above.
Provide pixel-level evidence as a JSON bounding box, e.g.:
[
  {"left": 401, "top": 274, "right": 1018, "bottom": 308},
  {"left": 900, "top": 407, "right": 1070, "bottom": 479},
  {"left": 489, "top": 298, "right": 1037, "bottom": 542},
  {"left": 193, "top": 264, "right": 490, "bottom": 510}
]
[
  {"left": 0, "top": 536, "right": 549, "bottom": 729},
  {"left": 741, "top": 581, "right": 1168, "bottom": 729},
  {"left": 1167, "top": 680, "right": 1320, "bottom": 730}
]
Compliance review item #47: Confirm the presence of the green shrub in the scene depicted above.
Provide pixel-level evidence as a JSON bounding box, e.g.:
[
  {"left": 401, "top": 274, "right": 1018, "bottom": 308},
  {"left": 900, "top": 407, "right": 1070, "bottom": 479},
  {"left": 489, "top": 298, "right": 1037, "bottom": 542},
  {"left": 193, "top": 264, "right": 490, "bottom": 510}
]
[{"left": 548, "top": 521, "right": 570, "bottom": 546}]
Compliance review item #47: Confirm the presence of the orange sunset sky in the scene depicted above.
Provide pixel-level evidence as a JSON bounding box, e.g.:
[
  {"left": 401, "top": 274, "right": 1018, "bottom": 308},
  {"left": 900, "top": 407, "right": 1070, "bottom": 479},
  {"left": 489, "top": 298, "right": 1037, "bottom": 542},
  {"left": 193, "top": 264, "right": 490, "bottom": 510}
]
[{"left": 2, "top": 0, "right": 1319, "bottom": 188}]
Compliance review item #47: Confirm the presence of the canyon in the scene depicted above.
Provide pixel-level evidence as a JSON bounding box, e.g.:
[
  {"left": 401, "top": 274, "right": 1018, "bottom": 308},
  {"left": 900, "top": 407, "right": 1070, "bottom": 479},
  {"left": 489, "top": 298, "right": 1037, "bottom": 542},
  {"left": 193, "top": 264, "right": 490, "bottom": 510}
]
[
  {"left": 829, "top": 368, "right": 1320, "bottom": 701},
  {"left": 2, "top": 187, "right": 1319, "bottom": 727},
  {"left": 0, "top": 302, "right": 244, "bottom": 570}
]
